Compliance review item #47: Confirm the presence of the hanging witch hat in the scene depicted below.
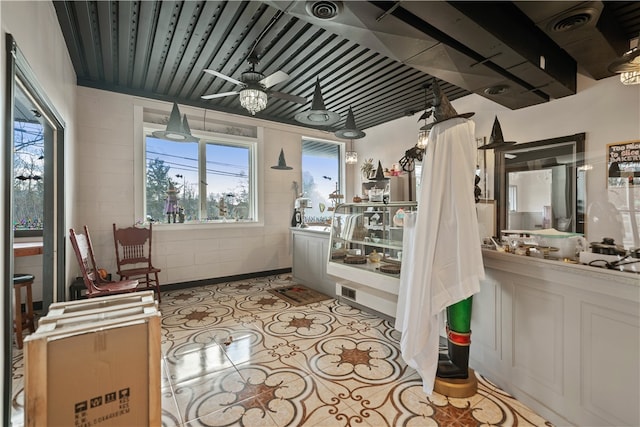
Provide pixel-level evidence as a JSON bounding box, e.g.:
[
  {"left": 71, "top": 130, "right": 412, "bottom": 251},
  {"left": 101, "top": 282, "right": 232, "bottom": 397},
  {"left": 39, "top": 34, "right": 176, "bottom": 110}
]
[
  {"left": 420, "top": 78, "right": 474, "bottom": 131},
  {"left": 271, "top": 148, "right": 293, "bottom": 170},
  {"left": 152, "top": 102, "right": 199, "bottom": 142},
  {"left": 335, "top": 106, "right": 366, "bottom": 139},
  {"left": 478, "top": 116, "right": 517, "bottom": 150},
  {"left": 294, "top": 77, "right": 341, "bottom": 126}
]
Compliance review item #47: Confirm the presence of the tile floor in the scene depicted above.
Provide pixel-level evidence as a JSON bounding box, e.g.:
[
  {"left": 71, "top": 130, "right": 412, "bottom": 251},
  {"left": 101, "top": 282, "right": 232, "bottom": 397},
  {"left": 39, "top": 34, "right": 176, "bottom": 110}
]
[{"left": 11, "top": 274, "right": 553, "bottom": 426}]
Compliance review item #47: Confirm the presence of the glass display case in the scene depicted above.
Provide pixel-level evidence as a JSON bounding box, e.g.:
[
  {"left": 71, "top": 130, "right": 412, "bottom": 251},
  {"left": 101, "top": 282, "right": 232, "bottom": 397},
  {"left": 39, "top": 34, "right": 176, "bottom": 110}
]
[{"left": 326, "top": 201, "right": 418, "bottom": 318}]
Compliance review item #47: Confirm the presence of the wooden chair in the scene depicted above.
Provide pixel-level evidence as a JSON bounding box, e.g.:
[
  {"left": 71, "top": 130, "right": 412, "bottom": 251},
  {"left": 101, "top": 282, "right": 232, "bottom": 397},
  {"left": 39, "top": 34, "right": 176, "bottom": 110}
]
[
  {"left": 113, "top": 223, "right": 162, "bottom": 302},
  {"left": 69, "top": 226, "right": 139, "bottom": 298}
]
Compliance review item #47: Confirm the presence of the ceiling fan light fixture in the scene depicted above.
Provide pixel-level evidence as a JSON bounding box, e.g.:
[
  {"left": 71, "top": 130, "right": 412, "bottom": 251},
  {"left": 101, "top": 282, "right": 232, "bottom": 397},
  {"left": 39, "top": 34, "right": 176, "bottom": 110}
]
[
  {"left": 621, "top": 70, "right": 640, "bottom": 85},
  {"left": 295, "top": 77, "right": 340, "bottom": 126},
  {"left": 335, "top": 106, "right": 366, "bottom": 139},
  {"left": 152, "top": 102, "right": 199, "bottom": 143},
  {"left": 239, "top": 88, "right": 268, "bottom": 115},
  {"left": 609, "top": 36, "right": 640, "bottom": 86}
]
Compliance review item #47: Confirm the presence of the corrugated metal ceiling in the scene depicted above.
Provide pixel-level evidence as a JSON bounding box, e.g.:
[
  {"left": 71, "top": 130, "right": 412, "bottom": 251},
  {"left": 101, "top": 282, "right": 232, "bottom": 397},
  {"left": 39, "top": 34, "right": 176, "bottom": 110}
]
[{"left": 53, "top": 1, "right": 640, "bottom": 132}]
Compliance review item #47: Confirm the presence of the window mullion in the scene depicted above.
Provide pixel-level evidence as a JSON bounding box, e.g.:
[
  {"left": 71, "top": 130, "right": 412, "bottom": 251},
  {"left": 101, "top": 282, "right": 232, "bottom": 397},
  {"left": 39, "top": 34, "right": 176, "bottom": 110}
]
[{"left": 199, "top": 141, "right": 207, "bottom": 220}]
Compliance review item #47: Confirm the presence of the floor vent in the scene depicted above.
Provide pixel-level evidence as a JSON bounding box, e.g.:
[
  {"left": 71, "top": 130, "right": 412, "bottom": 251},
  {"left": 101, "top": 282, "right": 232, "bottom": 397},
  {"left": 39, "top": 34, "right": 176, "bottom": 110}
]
[{"left": 341, "top": 286, "right": 356, "bottom": 300}]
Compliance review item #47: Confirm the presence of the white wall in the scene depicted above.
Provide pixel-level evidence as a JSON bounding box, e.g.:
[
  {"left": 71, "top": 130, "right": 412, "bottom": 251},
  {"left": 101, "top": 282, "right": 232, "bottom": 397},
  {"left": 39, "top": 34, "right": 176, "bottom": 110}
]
[
  {"left": 1, "top": 0, "right": 77, "bottom": 420},
  {"left": 359, "top": 75, "right": 640, "bottom": 245},
  {"left": 74, "top": 86, "right": 344, "bottom": 285}
]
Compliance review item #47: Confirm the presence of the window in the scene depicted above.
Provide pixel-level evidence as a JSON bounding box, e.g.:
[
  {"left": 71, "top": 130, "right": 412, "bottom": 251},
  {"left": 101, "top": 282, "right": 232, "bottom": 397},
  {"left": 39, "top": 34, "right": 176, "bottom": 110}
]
[
  {"left": 144, "top": 132, "right": 256, "bottom": 224},
  {"left": 301, "top": 139, "right": 343, "bottom": 223},
  {"left": 13, "top": 78, "right": 52, "bottom": 236},
  {"left": 508, "top": 185, "right": 517, "bottom": 212}
]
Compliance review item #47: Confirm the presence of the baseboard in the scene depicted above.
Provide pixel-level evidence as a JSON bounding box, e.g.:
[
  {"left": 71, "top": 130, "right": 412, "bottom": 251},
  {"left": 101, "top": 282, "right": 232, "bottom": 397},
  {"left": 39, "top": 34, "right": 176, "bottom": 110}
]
[
  {"left": 158, "top": 268, "right": 293, "bottom": 292},
  {"left": 41, "top": 268, "right": 294, "bottom": 306}
]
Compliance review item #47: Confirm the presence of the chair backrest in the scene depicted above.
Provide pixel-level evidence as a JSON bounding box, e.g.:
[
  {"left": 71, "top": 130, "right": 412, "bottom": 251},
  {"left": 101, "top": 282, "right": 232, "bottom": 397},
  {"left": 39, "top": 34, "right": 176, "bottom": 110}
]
[
  {"left": 113, "top": 223, "right": 154, "bottom": 268},
  {"left": 69, "top": 226, "right": 102, "bottom": 295}
]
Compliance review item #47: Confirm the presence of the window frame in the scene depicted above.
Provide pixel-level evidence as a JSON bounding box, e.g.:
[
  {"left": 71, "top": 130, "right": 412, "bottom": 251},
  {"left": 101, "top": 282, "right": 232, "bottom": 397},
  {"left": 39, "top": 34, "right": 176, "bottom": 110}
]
[
  {"left": 300, "top": 137, "right": 346, "bottom": 223},
  {"left": 138, "top": 113, "right": 263, "bottom": 228},
  {"left": 12, "top": 77, "right": 51, "bottom": 238}
]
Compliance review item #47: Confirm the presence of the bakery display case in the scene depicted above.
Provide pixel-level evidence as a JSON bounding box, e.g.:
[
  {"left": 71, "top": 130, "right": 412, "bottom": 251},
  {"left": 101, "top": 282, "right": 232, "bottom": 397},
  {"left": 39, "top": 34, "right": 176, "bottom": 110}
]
[{"left": 326, "top": 201, "right": 417, "bottom": 318}]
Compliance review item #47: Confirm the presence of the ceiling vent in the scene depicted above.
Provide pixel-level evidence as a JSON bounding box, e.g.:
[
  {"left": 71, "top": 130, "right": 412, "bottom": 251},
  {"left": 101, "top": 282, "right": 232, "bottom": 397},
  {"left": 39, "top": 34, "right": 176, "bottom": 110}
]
[
  {"left": 305, "top": 1, "right": 343, "bottom": 20},
  {"left": 548, "top": 8, "right": 598, "bottom": 33},
  {"left": 484, "top": 84, "right": 511, "bottom": 96},
  {"left": 520, "top": 1, "right": 628, "bottom": 80}
]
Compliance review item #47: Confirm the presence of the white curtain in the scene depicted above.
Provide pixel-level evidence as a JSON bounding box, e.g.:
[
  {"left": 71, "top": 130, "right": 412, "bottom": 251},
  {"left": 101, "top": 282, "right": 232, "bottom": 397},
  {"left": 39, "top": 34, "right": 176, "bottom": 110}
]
[{"left": 395, "top": 117, "right": 485, "bottom": 394}]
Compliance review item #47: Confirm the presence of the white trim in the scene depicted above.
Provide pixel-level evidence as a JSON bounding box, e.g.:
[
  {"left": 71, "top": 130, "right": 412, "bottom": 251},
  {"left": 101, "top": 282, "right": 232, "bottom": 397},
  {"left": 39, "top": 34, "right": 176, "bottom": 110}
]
[{"left": 137, "top": 105, "right": 264, "bottom": 227}]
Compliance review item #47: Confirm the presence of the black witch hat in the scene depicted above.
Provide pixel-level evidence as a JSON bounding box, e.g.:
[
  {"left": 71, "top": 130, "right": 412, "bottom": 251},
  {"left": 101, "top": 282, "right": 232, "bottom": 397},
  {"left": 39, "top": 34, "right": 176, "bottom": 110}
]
[
  {"left": 420, "top": 79, "right": 474, "bottom": 131},
  {"left": 373, "top": 161, "right": 389, "bottom": 181},
  {"left": 271, "top": 148, "right": 293, "bottom": 170},
  {"left": 478, "top": 116, "right": 517, "bottom": 150},
  {"left": 335, "top": 106, "right": 366, "bottom": 139}
]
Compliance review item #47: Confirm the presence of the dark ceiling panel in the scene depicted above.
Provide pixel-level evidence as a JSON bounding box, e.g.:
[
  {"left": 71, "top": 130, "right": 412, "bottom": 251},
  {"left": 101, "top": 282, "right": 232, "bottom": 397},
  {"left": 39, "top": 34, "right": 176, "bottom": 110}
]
[
  {"left": 52, "top": 0, "right": 640, "bottom": 132},
  {"left": 131, "top": 1, "right": 159, "bottom": 90},
  {"left": 96, "top": 1, "right": 116, "bottom": 83}
]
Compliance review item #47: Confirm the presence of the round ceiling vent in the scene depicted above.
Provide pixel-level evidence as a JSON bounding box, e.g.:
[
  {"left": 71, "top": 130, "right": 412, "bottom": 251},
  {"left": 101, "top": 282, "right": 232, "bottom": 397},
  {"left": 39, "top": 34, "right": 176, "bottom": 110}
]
[
  {"left": 484, "top": 85, "right": 510, "bottom": 96},
  {"left": 548, "top": 7, "right": 597, "bottom": 33},
  {"left": 305, "top": 1, "right": 343, "bottom": 20}
]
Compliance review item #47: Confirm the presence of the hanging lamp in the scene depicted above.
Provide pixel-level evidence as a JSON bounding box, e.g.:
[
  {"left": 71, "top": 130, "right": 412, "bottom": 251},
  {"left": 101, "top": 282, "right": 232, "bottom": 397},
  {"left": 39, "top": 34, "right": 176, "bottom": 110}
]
[
  {"left": 294, "top": 77, "right": 340, "bottom": 126},
  {"left": 416, "top": 83, "right": 431, "bottom": 148},
  {"left": 335, "top": 106, "right": 366, "bottom": 139},
  {"left": 345, "top": 139, "right": 358, "bottom": 164},
  {"left": 152, "top": 103, "right": 199, "bottom": 142},
  {"left": 608, "top": 35, "right": 640, "bottom": 85}
]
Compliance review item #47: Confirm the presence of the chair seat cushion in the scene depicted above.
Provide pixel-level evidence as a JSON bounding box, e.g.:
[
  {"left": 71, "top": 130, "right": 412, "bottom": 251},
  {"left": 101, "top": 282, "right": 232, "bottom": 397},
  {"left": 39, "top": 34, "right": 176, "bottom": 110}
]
[{"left": 13, "top": 273, "right": 35, "bottom": 284}]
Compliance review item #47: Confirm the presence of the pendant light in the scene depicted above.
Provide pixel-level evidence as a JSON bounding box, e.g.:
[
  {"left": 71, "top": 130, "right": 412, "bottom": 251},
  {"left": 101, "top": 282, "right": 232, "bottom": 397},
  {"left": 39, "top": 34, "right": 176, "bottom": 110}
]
[
  {"left": 152, "top": 103, "right": 199, "bottom": 142},
  {"left": 294, "top": 77, "right": 340, "bottom": 126},
  {"left": 416, "top": 84, "right": 430, "bottom": 148},
  {"left": 345, "top": 139, "right": 358, "bottom": 164},
  {"left": 609, "top": 35, "right": 640, "bottom": 86}
]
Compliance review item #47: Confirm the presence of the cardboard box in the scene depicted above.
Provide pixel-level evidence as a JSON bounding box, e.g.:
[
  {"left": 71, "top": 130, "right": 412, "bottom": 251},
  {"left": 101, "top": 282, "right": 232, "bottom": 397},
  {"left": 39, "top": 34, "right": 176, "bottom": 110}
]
[
  {"left": 24, "top": 300, "right": 161, "bottom": 427},
  {"left": 46, "top": 291, "right": 156, "bottom": 318}
]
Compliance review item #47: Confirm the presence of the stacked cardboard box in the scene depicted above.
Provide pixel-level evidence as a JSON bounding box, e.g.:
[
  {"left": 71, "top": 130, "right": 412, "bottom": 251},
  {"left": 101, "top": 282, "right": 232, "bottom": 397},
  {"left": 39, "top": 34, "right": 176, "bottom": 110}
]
[{"left": 24, "top": 291, "right": 161, "bottom": 427}]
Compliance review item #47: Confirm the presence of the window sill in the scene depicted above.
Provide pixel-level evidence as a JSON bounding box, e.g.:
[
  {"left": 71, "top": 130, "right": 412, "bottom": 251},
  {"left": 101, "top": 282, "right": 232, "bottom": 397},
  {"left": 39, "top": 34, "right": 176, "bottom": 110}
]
[{"left": 150, "top": 220, "right": 265, "bottom": 231}]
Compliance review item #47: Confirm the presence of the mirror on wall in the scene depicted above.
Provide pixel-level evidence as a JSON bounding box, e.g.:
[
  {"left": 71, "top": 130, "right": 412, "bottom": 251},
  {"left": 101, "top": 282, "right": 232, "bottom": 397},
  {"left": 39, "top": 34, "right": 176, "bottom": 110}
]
[{"left": 495, "top": 133, "right": 586, "bottom": 236}]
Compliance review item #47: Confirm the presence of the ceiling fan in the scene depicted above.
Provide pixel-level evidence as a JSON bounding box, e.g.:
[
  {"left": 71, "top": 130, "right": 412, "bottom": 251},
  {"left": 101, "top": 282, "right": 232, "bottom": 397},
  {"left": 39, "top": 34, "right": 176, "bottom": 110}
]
[{"left": 201, "top": 57, "right": 307, "bottom": 115}]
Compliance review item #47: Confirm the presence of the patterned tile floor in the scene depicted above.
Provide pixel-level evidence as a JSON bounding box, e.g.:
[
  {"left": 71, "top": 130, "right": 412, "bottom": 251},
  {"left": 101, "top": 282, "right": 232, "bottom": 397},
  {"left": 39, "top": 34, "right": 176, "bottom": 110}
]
[{"left": 11, "top": 274, "right": 553, "bottom": 426}]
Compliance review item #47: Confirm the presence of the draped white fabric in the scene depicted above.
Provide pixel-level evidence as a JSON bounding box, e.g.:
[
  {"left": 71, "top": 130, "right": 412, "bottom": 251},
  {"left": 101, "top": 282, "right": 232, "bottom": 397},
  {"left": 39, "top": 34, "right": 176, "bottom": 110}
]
[{"left": 395, "top": 117, "right": 485, "bottom": 395}]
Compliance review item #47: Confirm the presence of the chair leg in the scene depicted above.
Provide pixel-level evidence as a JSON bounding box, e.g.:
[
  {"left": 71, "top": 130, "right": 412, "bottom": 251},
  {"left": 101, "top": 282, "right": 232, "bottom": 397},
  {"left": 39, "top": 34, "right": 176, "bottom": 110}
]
[
  {"left": 14, "top": 285, "right": 24, "bottom": 349},
  {"left": 24, "top": 281, "right": 35, "bottom": 333},
  {"left": 154, "top": 272, "right": 161, "bottom": 303}
]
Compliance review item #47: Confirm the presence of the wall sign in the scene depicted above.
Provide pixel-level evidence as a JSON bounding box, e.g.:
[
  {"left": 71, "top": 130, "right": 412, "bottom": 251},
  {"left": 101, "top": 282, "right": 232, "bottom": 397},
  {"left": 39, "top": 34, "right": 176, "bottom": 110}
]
[{"left": 607, "top": 140, "right": 640, "bottom": 187}]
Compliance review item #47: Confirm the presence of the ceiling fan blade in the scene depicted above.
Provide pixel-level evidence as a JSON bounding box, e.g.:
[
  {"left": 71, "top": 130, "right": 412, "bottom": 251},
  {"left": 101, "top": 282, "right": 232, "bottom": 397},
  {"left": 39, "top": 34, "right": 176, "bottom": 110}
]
[
  {"left": 270, "top": 91, "right": 307, "bottom": 105},
  {"left": 200, "top": 91, "right": 239, "bottom": 100},
  {"left": 203, "top": 69, "right": 243, "bottom": 86},
  {"left": 260, "top": 70, "right": 289, "bottom": 88}
]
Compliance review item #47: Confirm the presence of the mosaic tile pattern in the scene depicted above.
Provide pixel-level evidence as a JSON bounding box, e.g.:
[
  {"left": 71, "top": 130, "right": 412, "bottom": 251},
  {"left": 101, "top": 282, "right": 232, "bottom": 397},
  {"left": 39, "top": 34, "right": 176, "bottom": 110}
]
[{"left": 10, "top": 274, "right": 553, "bottom": 426}]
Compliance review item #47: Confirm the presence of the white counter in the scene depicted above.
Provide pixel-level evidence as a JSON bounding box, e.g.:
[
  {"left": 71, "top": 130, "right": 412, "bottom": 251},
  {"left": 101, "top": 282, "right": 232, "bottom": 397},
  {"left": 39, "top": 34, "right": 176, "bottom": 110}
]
[
  {"left": 290, "top": 227, "right": 334, "bottom": 297},
  {"left": 472, "top": 249, "right": 639, "bottom": 426}
]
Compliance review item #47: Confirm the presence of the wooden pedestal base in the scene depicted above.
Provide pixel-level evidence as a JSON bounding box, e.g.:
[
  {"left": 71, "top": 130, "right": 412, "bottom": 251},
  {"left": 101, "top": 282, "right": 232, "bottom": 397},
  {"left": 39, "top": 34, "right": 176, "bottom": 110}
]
[{"left": 434, "top": 368, "right": 478, "bottom": 398}]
